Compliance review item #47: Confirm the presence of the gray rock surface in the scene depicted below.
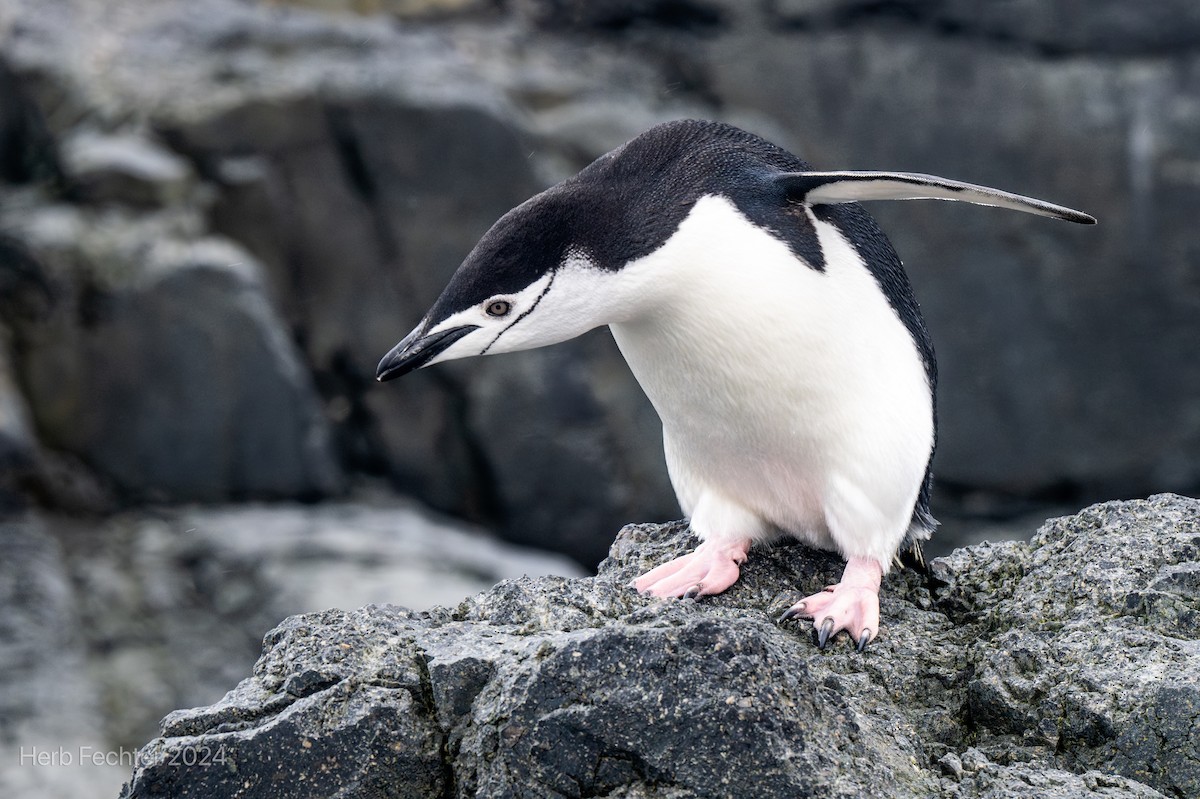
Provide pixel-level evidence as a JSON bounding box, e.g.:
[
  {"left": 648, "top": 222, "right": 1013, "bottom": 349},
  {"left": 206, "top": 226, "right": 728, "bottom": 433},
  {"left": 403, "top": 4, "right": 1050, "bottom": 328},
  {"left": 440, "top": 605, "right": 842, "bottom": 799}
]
[
  {"left": 59, "top": 498, "right": 582, "bottom": 750},
  {"left": 0, "top": 498, "right": 580, "bottom": 798},
  {"left": 0, "top": 516, "right": 127, "bottom": 799},
  {"left": 61, "top": 130, "right": 194, "bottom": 208},
  {"left": 463, "top": 330, "right": 677, "bottom": 561},
  {"left": 0, "top": 0, "right": 686, "bottom": 560},
  {"left": 0, "top": 326, "right": 35, "bottom": 507},
  {"left": 516, "top": 0, "right": 1200, "bottom": 55},
  {"left": 0, "top": 55, "right": 56, "bottom": 184},
  {"left": 3, "top": 201, "right": 343, "bottom": 502},
  {"left": 169, "top": 498, "right": 585, "bottom": 616},
  {"left": 122, "top": 494, "right": 1199, "bottom": 798}
]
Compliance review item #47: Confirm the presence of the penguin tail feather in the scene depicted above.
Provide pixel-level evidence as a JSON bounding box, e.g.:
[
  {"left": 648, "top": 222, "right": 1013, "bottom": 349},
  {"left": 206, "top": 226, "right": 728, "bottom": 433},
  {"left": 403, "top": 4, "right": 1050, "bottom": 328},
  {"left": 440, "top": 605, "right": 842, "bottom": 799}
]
[{"left": 897, "top": 505, "right": 938, "bottom": 572}]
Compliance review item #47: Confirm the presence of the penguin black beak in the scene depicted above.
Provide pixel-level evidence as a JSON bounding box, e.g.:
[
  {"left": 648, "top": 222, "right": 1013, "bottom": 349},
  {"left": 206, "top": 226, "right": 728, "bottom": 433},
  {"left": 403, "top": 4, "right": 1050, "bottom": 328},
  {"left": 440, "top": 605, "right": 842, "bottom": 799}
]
[{"left": 376, "top": 324, "right": 479, "bottom": 382}]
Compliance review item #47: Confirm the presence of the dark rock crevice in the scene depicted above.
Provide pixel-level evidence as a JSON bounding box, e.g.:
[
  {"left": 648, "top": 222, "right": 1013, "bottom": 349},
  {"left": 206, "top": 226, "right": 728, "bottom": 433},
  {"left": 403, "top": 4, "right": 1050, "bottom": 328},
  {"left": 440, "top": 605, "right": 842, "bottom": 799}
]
[
  {"left": 0, "top": 57, "right": 60, "bottom": 185},
  {"left": 763, "top": 0, "right": 1200, "bottom": 59},
  {"left": 518, "top": 0, "right": 729, "bottom": 36},
  {"left": 515, "top": 0, "right": 1200, "bottom": 58},
  {"left": 410, "top": 650, "right": 460, "bottom": 799}
]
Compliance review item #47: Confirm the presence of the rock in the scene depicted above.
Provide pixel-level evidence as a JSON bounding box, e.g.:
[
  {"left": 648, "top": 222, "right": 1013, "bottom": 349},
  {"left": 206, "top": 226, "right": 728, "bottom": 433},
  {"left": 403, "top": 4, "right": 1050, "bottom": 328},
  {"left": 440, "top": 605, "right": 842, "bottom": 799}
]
[
  {"left": 121, "top": 495, "right": 1198, "bottom": 798},
  {"left": 513, "top": 0, "right": 729, "bottom": 33},
  {"left": 677, "top": 0, "right": 1200, "bottom": 57},
  {"left": 0, "top": 56, "right": 58, "bottom": 184},
  {"left": 1, "top": 228, "right": 119, "bottom": 513},
  {"left": 0, "top": 497, "right": 580, "bottom": 798},
  {"left": 464, "top": 330, "right": 678, "bottom": 565},
  {"left": 279, "top": 0, "right": 496, "bottom": 19},
  {"left": 176, "top": 91, "right": 549, "bottom": 515},
  {"left": 4, "top": 201, "right": 343, "bottom": 502},
  {"left": 891, "top": 1, "right": 1200, "bottom": 57},
  {"left": 0, "top": 325, "right": 36, "bottom": 508},
  {"left": 939, "top": 752, "right": 1166, "bottom": 799},
  {"left": 45, "top": 497, "right": 581, "bottom": 751},
  {"left": 932, "top": 497, "right": 1200, "bottom": 795},
  {"left": 169, "top": 497, "right": 586, "bottom": 615},
  {"left": 0, "top": 0, "right": 699, "bottom": 561},
  {"left": 0, "top": 515, "right": 127, "bottom": 799},
  {"left": 60, "top": 129, "right": 194, "bottom": 208}
]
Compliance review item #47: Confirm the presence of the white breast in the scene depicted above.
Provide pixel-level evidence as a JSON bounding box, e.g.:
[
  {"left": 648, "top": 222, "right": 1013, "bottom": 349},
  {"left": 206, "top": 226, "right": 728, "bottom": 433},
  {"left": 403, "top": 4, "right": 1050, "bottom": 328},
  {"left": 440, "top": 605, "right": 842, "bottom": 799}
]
[{"left": 608, "top": 195, "right": 933, "bottom": 566}]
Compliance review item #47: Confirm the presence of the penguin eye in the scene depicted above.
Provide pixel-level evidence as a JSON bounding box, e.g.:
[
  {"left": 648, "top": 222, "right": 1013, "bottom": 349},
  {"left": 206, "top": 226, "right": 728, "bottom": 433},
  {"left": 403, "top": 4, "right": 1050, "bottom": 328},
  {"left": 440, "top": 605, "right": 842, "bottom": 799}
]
[{"left": 485, "top": 299, "right": 513, "bottom": 318}]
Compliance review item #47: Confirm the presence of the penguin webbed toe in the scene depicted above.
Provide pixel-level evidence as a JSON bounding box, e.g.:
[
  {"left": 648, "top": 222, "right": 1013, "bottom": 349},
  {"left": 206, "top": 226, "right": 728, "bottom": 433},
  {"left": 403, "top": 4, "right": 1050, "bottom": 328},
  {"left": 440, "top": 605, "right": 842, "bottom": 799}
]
[
  {"left": 633, "top": 539, "right": 751, "bottom": 599},
  {"left": 779, "top": 557, "right": 883, "bottom": 652}
]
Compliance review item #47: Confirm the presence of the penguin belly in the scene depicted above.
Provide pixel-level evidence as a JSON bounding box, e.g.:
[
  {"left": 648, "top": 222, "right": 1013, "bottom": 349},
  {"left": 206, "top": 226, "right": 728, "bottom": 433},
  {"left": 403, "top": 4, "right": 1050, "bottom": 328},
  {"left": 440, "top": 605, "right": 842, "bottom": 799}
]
[{"left": 609, "top": 195, "right": 933, "bottom": 568}]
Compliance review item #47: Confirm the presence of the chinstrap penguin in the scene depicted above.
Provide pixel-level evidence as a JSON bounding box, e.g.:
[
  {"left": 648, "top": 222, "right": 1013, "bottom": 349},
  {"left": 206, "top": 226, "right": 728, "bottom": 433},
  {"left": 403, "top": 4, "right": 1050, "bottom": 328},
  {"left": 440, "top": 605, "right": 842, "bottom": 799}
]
[{"left": 376, "top": 120, "right": 1094, "bottom": 651}]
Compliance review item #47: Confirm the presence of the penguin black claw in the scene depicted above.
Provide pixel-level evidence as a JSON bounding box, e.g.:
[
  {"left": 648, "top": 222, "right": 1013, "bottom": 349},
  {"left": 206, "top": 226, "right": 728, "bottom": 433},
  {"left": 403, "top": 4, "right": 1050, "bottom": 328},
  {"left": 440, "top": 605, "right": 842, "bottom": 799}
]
[
  {"left": 682, "top": 585, "right": 701, "bottom": 600},
  {"left": 817, "top": 618, "right": 835, "bottom": 650},
  {"left": 856, "top": 630, "right": 871, "bottom": 653},
  {"left": 777, "top": 604, "right": 805, "bottom": 624}
]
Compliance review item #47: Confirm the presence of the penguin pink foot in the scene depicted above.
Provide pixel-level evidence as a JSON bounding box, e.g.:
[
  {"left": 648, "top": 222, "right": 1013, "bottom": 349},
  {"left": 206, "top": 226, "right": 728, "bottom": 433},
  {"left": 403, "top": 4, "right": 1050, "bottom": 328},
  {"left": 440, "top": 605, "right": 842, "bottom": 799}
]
[
  {"left": 780, "top": 557, "right": 883, "bottom": 651},
  {"left": 634, "top": 539, "right": 751, "bottom": 598}
]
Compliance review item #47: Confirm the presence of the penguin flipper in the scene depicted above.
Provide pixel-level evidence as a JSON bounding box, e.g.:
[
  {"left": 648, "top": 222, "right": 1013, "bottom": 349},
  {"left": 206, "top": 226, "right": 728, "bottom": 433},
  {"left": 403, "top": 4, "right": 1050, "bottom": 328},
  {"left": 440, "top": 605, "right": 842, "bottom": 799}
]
[{"left": 776, "top": 171, "right": 1096, "bottom": 225}]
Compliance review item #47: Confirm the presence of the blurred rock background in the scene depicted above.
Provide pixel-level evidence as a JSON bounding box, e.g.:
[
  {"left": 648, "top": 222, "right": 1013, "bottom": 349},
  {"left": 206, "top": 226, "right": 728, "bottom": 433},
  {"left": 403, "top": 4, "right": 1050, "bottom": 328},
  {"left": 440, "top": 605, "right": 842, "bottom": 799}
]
[{"left": 0, "top": 0, "right": 1197, "bottom": 796}]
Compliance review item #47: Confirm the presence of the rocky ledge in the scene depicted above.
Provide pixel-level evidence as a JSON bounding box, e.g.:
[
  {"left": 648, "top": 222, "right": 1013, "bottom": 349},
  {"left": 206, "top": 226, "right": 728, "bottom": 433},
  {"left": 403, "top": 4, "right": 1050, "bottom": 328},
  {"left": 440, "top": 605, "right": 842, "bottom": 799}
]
[{"left": 121, "top": 495, "right": 1199, "bottom": 798}]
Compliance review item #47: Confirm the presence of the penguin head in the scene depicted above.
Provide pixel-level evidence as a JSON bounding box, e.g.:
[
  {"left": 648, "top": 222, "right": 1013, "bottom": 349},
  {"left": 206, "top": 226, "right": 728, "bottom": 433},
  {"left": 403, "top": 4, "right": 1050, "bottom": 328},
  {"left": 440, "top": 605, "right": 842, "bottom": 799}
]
[
  {"left": 375, "top": 121, "right": 777, "bottom": 382},
  {"left": 376, "top": 188, "right": 640, "bottom": 381}
]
